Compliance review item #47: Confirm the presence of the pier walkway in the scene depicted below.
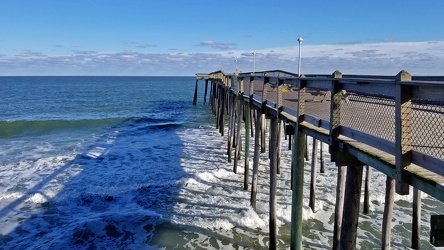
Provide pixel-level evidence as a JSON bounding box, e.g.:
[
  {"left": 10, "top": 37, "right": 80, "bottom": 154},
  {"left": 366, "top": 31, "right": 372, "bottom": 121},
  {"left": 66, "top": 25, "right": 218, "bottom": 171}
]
[{"left": 193, "top": 70, "right": 444, "bottom": 249}]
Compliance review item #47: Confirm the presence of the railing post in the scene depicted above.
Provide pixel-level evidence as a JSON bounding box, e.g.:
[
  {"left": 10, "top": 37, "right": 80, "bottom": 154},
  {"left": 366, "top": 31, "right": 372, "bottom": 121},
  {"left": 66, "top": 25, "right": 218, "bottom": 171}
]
[
  {"left": 395, "top": 70, "right": 412, "bottom": 195},
  {"left": 329, "top": 70, "right": 343, "bottom": 162},
  {"left": 261, "top": 76, "right": 269, "bottom": 153}
]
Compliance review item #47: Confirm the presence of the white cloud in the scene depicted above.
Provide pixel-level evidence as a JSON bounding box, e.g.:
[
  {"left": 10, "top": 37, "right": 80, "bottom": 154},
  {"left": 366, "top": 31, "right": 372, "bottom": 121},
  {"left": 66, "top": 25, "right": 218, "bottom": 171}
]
[
  {"left": 223, "top": 40, "right": 444, "bottom": 75},
  {"left": 0, "top": 41, "right": 443, "bottom": 76},
  {"left": 200, "top": 40, "right": 237, "bottom": 50}
]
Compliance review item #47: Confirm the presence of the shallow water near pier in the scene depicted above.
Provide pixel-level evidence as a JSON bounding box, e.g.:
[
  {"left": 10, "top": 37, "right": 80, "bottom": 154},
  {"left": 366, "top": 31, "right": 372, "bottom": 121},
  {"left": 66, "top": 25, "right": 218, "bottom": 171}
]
[{"left": 0, "top": 76, "right": 441, "bottom": 249}]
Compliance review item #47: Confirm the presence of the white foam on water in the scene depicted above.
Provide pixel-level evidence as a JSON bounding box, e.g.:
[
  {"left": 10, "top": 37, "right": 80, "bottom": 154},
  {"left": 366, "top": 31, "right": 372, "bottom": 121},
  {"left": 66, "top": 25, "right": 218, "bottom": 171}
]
[
  {"left": 173, "top": 124, "right": 442, "bottom": 249},
  {"left": 1, "top": 114, "right": 442, "bottom": 249}
]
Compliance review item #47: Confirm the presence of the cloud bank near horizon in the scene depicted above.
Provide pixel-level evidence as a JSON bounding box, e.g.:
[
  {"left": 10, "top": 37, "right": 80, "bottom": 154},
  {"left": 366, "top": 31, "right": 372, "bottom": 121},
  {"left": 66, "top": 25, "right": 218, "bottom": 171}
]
[{"left": 0, "top": 40, "right": 443, "bottom": 76}]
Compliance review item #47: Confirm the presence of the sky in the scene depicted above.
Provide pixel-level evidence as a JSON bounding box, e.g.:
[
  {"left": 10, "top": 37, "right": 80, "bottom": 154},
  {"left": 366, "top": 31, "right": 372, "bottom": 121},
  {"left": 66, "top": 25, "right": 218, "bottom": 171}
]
[{"left": 0, "top": 0, "right": 443, "bottom": 76}]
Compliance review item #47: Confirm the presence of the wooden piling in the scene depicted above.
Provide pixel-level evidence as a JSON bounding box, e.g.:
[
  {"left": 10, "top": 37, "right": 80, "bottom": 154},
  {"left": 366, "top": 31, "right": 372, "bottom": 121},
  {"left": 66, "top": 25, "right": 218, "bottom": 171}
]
[
  {"left": 363, "top": 165, "right": 371, "bottom": 214},
  {"left": 319, "top": 142, "right": 325, "bottom": 173},
  {"left": 193, "top": 78, "right": 198, "bottom": 105},
  {"left": 244, "top": 103, "right": 251, "bottom": 190},
  {"left": 251, "top": 108, "right": 262, "bottom": 209},
  {"left": 219, "top": 87, "right": 225, "bottom": 136},
  {"left": 204, "top": 79, "right": 208, "bottom": 104},
  {"left": 276, "top": 120, "right": 282, "bottom": 174},
  {"left": 233, "top": 99, "right": 242, "bottom": 174},
  {"left": 290, "top": 77, "right": 307, "bottom": 250},
  {"left": 309, "top": 138, "right": 318, "bottom": 212},
  {"left": 211, "top": 81, "right": 216, "bottom": 114},
  {"left": 261, "top": 117, "right": 267, "bottom": 153},
  {"left": 250, "top": 109, "right": 254, "bottom": 137},
  {"left": 333, "top": 165, "right": 347, "bottom": 250},
  {"left": 288, "top": 134, "right": 292, "bottom": 150},
  {"left": 412, "top": 188, "right": 421, "bottom": 249},
  {"left": 290, "top": 129, "right": 306, "bottom": 250},
  {"left": 276, "top": 82, "right": 283, "bottom": 175},
  {"left": 227, "top": 93, "right": 235, "bottom": 162},
  {"left": 269, "top": 116, "right": 278, "bottom": 250},
  {"left": 340, "top": 164, "right": 364, "bottom": 250},
  {"left": 215, "top": 85, "right": 220, "bottom": 129},
  {"left": 381, "top": 176, "right": 395, "bottom": 249}
]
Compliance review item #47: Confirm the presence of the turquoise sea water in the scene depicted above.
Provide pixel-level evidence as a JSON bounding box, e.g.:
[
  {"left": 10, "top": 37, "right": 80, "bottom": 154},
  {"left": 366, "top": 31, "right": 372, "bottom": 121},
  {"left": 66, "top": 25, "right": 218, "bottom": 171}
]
[{"left": 0, "top": 76, "right": 442, "bottom": 249}]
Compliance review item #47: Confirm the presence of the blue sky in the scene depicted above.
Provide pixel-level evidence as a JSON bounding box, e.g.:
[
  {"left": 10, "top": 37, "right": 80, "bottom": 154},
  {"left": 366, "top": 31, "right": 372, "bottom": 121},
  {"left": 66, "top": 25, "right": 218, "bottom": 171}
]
[{"left": 0, "top": 0, "right": 443, "bottom": 76}]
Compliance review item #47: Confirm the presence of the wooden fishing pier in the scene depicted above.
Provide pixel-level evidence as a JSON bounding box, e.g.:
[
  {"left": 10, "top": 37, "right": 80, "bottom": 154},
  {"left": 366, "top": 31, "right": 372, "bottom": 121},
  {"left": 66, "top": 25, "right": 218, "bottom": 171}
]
[{"left": 193, "top": 70, "right": 444, "bottom": 249}]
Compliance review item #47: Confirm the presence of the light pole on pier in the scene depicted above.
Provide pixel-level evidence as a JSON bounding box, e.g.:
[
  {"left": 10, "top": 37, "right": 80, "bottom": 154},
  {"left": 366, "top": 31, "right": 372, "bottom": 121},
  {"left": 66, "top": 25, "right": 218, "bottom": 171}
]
[
  {"left": 252, "top": 52, "right": 256, "bottom": 73},
  {"left": 235, "top": 56, "right": 238, "bottom": 74},
  {"left": 297, "top": 37, "right": 303, "bottom": 77}
]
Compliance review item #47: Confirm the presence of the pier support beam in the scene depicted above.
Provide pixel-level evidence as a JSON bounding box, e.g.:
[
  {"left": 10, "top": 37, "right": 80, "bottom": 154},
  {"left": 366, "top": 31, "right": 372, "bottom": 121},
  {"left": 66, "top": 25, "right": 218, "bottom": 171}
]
[
  {"left": 261, "top": 117, "right": 267, "bottom": 153},
  {"left": 333, "top": 152, "right": 361, "bottom": 250},
  {"left": 320, "top": 142, "right": 325, "bottom": 173},
  {"left": 251, "top": 108, "right": 262, "bottom": 209},
  {"left": 309, "top": 138, "right": 318, "bottom": 212},
  {"left": 233, "top": 100, "right": 242, "bottom": 174},
  {"left": 333, "top": 165, "right": 347, "bottom": 250},
  {"left": 276, "top": 120, "right": 282, "bottom": 174},
  {"left": 215, "top": 85, "right": 220, "bottom": 129},
  {"left": 363, "top": 165, "right": 371, "bottom": 214},
  {"left": 412, "top": 188, "right": 421, "bottom": 249},
  {"left": 290, "top": 128, "right": 306, "bottom": 250},
  {"left": 382, "top": 176, "right": 396, "bottom": 249},
  {"left": 244, "top": 103, "right": 251, "bottom": 190},
  {"left": 269, "top": 116, "right": 278, "bottom": 250},
  {"left": 218, "top": 87, "right": 225, "bottom": 136},
  {"left": 290, "top": 77, "right": 307, "bottom": 250},
  {"left": 340, "top": 164, "right": 364, "bottom": 250},
  {"left": 204, "top": 79, "right": 208, "bottom": 104},
  {"left": 227, "top": 93, "right": 235, "bottom": 162},
  {"left": 193, "top": 78, "right": 199, "bottom": 105},
  {"left": 211, "top": 81, "right": 216, "bottom": 114}
]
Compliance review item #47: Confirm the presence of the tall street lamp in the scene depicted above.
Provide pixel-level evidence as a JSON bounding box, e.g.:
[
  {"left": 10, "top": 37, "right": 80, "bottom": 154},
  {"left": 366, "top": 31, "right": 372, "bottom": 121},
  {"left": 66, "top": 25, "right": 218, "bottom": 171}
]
[
  {"left": 235, "top": 56, "right": 238, "bottom": 74},
  {"left": 297, "top": 37, "right": 303, "bottom": 77},
  {"left": 252, "top": 52, "right": 256, "bottom": 73}
]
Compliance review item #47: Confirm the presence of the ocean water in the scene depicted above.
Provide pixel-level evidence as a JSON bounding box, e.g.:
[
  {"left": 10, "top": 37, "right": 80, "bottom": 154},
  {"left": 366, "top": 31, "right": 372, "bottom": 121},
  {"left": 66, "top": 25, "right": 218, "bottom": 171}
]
[{"left": 0, "top": 76, "right": 442, "bottom": 249}]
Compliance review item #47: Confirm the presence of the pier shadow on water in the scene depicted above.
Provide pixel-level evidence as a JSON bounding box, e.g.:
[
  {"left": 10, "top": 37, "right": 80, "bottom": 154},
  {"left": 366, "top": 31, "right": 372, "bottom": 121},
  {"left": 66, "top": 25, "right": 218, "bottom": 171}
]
[{"left": 0, "top": 105, "right": 189, "bottom": 249}]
